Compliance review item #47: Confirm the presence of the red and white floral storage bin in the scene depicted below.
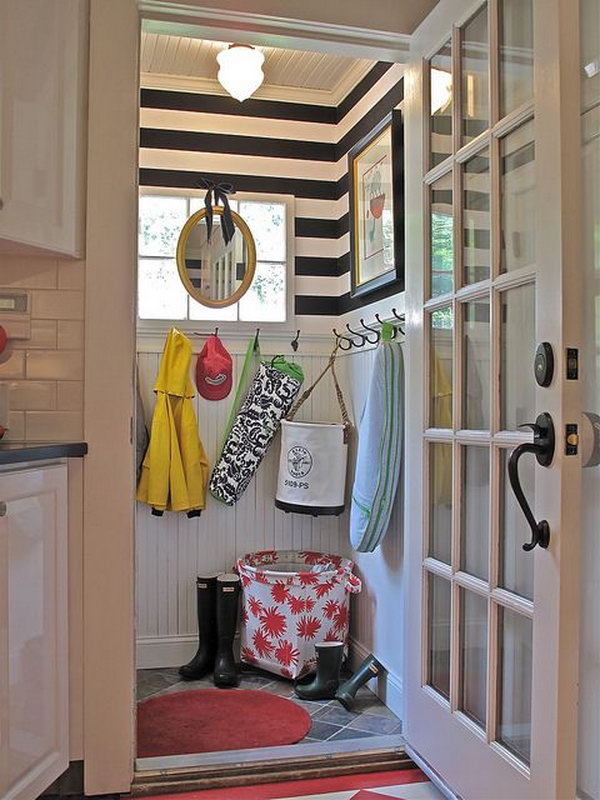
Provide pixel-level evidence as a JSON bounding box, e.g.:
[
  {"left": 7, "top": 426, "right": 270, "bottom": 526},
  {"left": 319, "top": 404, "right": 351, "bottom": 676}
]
[{"left": 236, "top": 550, "right": 362, "bottom": 680}]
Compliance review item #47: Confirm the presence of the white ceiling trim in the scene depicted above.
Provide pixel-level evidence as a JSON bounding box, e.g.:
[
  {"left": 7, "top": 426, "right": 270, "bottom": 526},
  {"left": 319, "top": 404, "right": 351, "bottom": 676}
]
[
  {"left": 140, "top": 59, "right": 373, "bottom": 106},
  {"left": 139, "top": 2, "right": 411, "bottom": 61}
]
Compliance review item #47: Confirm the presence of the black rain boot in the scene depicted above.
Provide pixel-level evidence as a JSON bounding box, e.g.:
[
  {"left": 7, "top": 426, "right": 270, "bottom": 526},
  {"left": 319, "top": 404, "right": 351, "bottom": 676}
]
[
  {"left": 179, "top": 574, "right": 218, "bottom": 680},
  {"left": 213, "top": 573, "right": 241, "bottom": 688},
  {"left": 335, "top": 654, "right": 383, "bottom": 711},
  {"left": 294, "top": 642, "right": 344, "bottom": 701}
]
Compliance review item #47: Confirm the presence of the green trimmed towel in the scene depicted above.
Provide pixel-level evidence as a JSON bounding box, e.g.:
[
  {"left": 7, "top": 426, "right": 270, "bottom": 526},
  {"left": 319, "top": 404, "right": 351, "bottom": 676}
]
[{"left": 350, "top": 341, "right": 404, "bottom": 552}]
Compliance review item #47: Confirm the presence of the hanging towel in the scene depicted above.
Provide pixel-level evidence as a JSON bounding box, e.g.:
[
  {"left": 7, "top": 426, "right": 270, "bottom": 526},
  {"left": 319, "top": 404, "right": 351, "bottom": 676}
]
[
  {"left": 210, "top": 357, "right": 304, "bottom": 506},
  {"left": 137, "top": 328, "right": 209, "bottom": 516},
  {"left": 350, "top": 341, "right": 404, "bottom": 552}
]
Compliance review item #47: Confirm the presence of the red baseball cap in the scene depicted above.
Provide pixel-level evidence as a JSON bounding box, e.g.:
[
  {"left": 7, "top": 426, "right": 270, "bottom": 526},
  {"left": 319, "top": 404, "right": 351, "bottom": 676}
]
[{"left": 196, "top": 335, "right": 233, "bottom": 401}]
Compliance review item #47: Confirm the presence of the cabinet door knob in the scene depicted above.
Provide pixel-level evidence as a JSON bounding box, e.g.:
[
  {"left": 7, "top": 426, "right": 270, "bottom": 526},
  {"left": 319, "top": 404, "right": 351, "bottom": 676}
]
[{"left": 0, "top": 501, "right": 7, "bottom": 517}]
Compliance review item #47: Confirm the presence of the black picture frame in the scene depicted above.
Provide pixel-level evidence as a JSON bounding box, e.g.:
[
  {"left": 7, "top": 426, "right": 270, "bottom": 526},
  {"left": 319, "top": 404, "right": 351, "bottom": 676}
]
[{"left": 348, "top": 110, "right": 404, "bottom": 299}]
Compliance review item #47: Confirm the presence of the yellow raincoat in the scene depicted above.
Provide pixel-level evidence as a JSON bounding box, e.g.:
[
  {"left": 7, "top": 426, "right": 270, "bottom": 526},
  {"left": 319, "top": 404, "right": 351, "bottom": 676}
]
[{"left": 137, "top": 328, "right": 209, "bottom": 514}]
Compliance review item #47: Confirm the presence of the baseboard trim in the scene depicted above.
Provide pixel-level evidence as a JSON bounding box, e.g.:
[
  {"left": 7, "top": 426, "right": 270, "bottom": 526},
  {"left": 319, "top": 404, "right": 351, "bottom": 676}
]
[
  {"left": 348, "top": 637, "right": 403, "bottom": 722},
  {"left": 137, "top": 635, "right": 198, "bottom": 669}
]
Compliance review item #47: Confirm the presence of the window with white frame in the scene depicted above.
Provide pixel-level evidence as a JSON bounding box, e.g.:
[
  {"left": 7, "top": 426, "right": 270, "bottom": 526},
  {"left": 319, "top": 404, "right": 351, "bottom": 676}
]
[{"left": 138, "top": 192, "right": 292, "bottom": 325}]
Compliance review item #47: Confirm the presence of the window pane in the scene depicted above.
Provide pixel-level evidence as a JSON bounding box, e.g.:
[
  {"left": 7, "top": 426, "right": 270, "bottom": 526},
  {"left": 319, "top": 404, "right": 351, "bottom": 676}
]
[
  {"left": 430, "top": 173, "right": 454, "bottom": 297},
  {"left": 139, "top": 195, "right": 187, "bottom": 257},
  {"left": 429, "top": 442, "right": 453, "bottom": 565},
  {"left": 501, "top": 283, "right": 535, "bottom": 430},
  {"left": 430, "top": 307, "right": 453, "bottom": 427},
  {"left": 429, "top": 40, "right": 453, "bottom": 168},
  {"left": 499, "top": 449, "right": 534, "bottom": 600},
  {"left": 239, "top": 262, "right": 286, "bottom": 322},
  {"left": 461, "top": 446, "right": 489, "bottom": 581},
  {"left": 428, "top": 574, "right": 451, "bottom": 699},
  {"left": 500, "top": 121, "right": 535, "bottom": 273},
  {"left": 188, "top": 298, "right": 237, "bottom": 322},
  {"left": 138, "top": 258, "right": 187, "bottom": 319},
  {"left": 499, "top": 0, "right": 534, "bottom": 117},
  {"left": 463, "top": 298, "right": 490, "bottom": 429},
  {"left": 460, "top": 589, "right": 488, "bottom": 728},
  {"left": 239, "top": 201, "right": 286, "bottom": 262},
  {"left": 461, "top": 3, "right": 489, "bottom": 145},
  {"left": 497, "top": 608, "right": 532, "bottom": 764},
  {"left": 463, "top": 150, "right": 490, "bottom": 284}
]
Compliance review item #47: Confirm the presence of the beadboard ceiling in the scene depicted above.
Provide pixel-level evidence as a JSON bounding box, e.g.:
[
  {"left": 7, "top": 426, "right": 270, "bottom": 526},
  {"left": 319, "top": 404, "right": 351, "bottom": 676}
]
[{"left": 140, "top": 32, "right": 375, "bottom": 105}]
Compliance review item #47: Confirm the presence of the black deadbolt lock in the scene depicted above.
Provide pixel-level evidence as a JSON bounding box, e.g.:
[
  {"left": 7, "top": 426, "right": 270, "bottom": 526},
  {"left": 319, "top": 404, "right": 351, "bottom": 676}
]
[{"left": 534, "top": 342, "right": 554, "bottom": 387}]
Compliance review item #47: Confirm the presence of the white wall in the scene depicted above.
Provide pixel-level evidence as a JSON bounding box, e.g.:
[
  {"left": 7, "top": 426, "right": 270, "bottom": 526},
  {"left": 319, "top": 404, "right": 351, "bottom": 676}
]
[{"left": 135, "top": 334, "right": 405, "bottom": 717}]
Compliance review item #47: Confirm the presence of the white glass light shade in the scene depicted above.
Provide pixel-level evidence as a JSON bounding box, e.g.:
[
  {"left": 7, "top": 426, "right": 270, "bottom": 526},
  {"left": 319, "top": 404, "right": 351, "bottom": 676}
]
[{"left": 217, "top": 45, "right": 265, "bottom": 102}]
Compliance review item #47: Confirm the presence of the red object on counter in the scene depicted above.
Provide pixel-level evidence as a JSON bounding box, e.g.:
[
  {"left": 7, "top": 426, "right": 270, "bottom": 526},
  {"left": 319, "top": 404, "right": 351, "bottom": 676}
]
[{"left": 0, "top": 326, "right": 7, "bottom": 355}]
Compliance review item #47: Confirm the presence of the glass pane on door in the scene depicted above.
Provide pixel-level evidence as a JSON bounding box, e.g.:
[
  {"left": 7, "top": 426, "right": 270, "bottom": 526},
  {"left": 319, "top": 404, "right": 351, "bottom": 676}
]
[
  {"left": 499, "top": 449, "right": 534, "bottom": 600},
  {"left": 461, "top": 3, "right": 489, "bottom": 145},
  {"left": 430, "top": 40, "right": 453, "bottom": 168},
  {"left": 429, "top": 442, "right": 453, "bottom": 564},
  {"left": 500, "top": 283, "right": 535, "bottom": 430},
  {"left": 500, "top": 121, "right": 536, "bottom": 273},
  {"left": 460, "top": 445, "right": 489, "bottom": 580},
  {"left": 462, "top": 298, "right": 490, "bottom": 429},
  {"left": 463, "top": 150, "right": 490, "bottom": 285},
  {"left": 497, "top": 607, "right": 533, "bottom": 764},
  {"left": 459, "top": 588, "right": 488, "bottom": 728},
  {"left": 499, "top": 0, "right": 534, "bottom": 116},
  {"left": 428, "top": 573, "right": 452, "bottom": 699},
  {"left": 430, "top": 173, "right": 454, "bottom": 296},
  {"left": 430, "top": 307, "right": 454, "bottom": 426}
]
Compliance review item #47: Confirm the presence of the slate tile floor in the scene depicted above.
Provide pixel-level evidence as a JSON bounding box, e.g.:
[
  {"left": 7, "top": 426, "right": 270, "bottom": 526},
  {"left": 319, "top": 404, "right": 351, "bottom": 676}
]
[{"left": 137, "top": 666, "right": 402, "bottom": 747}]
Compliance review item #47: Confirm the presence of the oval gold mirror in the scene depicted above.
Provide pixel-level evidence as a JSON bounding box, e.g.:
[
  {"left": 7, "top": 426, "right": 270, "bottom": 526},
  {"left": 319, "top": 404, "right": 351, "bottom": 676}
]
[{"left": 176, "top": 206, "right": 257, "bottom": 308}]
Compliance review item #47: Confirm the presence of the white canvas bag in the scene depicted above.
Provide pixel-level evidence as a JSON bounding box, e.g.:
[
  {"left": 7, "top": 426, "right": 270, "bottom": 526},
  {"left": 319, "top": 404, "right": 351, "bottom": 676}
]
[{"left": 275, "top": 346, "right": 351, "bottom": 516}]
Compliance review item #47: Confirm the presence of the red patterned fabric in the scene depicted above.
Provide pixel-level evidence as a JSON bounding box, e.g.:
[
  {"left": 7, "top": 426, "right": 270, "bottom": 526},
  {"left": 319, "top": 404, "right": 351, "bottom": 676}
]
[{"left": 236, "top": 550, "right": 361, "bottom": 678}]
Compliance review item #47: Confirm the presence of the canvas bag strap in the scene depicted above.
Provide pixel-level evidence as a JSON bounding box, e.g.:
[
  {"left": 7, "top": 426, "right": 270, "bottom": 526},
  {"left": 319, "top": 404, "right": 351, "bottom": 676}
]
[{"left": 287, "top": 344, "right": 352, "bottom": 441}]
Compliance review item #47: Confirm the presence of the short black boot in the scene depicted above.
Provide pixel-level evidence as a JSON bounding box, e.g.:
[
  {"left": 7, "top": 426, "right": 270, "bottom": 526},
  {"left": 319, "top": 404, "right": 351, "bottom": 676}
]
[
  {"left": 294, "top": 642, "right": 344, "bottom": 701},
  {"left": 335, "top": 654, "right": 383, "bottom": 710},
  {"left": 179, "top": 574, "right": 218, "bottom": 680},
  {"left": 213, "top": 573, "right": 241, "bottom": 688}
]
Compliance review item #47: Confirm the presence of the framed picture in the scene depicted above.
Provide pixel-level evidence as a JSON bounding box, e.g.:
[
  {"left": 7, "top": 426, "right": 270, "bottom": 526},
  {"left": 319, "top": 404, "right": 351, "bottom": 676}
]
[{"left": 348, "top": 110, "right": 404, "bottom": 299}]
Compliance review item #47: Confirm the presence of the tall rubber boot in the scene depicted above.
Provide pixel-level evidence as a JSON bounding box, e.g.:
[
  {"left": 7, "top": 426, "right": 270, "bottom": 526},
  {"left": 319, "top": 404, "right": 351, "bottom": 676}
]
[
  {"left": 179, "top": 574, "right": 218, "bottom": 680},
  {"left": 213, "top": 573, "right": 241, "bottom": 688},
  {"left": 335, "top": 654, "right": 383, "bottom": 710},
  {"left": 294, "top": 642, "right": 344, "bottom": 701}
]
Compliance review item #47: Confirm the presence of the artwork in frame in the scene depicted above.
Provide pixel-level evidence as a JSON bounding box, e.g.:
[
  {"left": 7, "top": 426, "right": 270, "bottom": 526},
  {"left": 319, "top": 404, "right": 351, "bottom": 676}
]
[{"left": 348, "top": 110, "right": 404, "bottom": 299}]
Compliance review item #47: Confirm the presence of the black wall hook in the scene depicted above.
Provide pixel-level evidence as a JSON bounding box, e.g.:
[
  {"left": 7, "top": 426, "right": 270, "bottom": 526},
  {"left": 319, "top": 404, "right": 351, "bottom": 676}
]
[
  {"left": 360, "top": 318, "right": 380, "bottom": 345},
  {"left": 291, "top": 330, "right": 300, "bottom": 352},
  {"left": 333, "top": 328, "right": 353, "bottom": 350},
  {"left": 345, "top": 322, "right": 366, "bottom": 347}
]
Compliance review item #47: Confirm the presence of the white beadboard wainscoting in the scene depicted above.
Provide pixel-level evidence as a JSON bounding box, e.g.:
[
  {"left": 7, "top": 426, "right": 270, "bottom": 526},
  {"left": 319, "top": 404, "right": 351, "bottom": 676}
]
[{"left": 135, "top": 338, "right": 404, "bottom": 719}]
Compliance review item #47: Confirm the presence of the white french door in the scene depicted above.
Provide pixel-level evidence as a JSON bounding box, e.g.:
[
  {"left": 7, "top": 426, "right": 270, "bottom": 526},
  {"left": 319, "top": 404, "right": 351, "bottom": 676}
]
[{"left": 404, "top": 0, "right": 583, "bottom": 797}]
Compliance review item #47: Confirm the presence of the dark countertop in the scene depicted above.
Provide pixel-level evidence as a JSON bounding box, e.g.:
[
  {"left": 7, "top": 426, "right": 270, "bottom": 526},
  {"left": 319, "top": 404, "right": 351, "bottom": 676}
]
[{"left": 0, "top": 441, "right": 88, "bottom": 465}]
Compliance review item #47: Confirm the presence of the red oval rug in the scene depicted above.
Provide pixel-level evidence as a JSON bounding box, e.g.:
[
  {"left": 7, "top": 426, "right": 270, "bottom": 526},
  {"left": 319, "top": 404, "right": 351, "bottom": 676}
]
[{"left": 137, "top": 689, "right": 311, "bottom": 758}]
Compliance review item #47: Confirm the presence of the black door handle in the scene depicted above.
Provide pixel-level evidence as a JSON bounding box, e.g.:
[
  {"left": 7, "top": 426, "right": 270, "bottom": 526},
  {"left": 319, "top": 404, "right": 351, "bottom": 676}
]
[{"left": 507, "top": 412, "right": 555, "bottom": 551}]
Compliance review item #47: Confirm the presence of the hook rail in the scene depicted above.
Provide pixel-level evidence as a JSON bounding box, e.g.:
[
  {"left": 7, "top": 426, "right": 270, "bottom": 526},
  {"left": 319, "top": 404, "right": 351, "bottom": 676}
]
[{"left": 332, "top": 309, "right": 405, "bottom": 350}]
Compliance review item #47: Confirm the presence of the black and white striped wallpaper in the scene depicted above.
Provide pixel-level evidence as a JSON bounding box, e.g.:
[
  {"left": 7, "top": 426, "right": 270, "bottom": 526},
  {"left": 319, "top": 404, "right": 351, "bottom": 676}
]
[{"left": 139, "top": 62, "right": 404, "bottom": 324}]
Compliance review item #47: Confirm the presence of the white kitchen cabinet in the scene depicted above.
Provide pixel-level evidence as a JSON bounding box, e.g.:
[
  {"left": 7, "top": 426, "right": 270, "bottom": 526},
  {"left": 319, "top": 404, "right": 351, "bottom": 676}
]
[
  {"left": 0, "top": 462, "right": 69, "bottom": 800},
  {"left": 0, "top": 1, "right": 88, "bottom": 258}
]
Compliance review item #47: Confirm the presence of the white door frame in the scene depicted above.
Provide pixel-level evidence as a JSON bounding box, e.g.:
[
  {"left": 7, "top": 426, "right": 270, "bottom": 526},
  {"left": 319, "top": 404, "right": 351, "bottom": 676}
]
[
  {"left": 403, "top": 0, "right": 583, "bottom": 797},
  {"left": 83, "top": 3, "right": 410, "bottom": 794}
]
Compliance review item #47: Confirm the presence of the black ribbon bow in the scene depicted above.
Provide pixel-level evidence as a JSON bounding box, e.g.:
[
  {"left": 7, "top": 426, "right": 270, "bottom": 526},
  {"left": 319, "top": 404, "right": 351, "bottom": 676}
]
[{"left": 197, "top": 177, "right": 236, "bottom": 246}]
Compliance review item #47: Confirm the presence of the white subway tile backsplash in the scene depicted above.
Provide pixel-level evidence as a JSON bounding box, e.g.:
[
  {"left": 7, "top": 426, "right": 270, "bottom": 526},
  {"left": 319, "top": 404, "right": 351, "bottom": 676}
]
[
  {"left": 58, "top": 259, "right": 85, "bottom": 291},
  {"left": 5, "top": 411, "right": 25, "bottom": 440},
  {"left": 0, "top": 350, "right": 25, "bottom": 378},
  {"left": 11, "top": 319, "right": 57, "bottom": 350},
  {"left": 25, "top": 411, "right": 82, "bottom": 441},
  {"left": 57, "top": 320, "right": 84, "bottom": 350},
  {"left": 10, "top": 380, "right": 56, "bottom": 411},
  {"left": 57, "top": 381, "right": 84, "bottom": 411},
  {"left": 0, "top": 255, "right": 58, "bottom": 289},
  {"left": 27, "top": 350, "right": 83, "bottom": 381},
  {"left": 32, "top": 290, "right": 84, "bottom": 320}
]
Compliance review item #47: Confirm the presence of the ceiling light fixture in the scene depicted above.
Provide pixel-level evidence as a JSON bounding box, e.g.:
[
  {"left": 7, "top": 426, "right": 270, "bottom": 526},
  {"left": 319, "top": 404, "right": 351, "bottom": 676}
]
[{"left": 217, "top": 44, "right": 265, "bottom": 102}]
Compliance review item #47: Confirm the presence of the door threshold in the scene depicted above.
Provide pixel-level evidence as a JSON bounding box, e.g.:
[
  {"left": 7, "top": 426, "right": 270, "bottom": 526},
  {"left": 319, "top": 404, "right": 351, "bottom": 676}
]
[{"left": 132, "top": 735, "right": 410, "bottom": 795}]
